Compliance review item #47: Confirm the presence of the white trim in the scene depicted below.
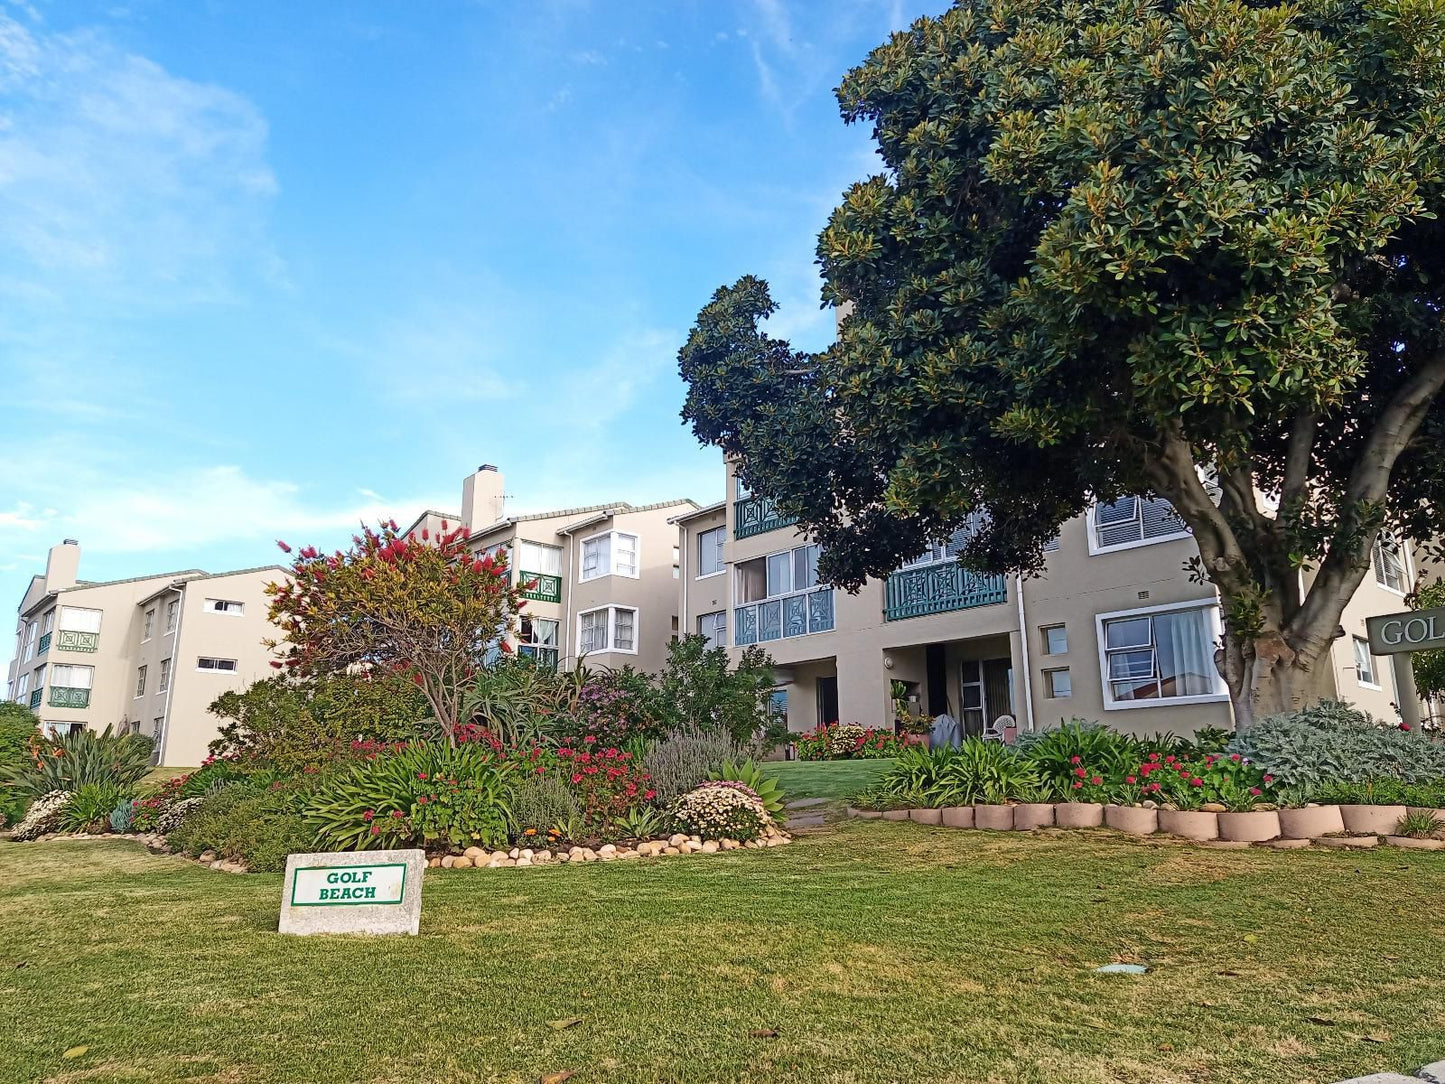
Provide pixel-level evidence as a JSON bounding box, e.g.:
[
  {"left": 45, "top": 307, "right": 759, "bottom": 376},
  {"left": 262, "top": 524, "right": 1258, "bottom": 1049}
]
[
  {"left": 575, "top": 604, "right": 640, "bottom": 656},
  {"left": 696, "top": 569, "right": 727, "bottom": 581},
  {"left": 1094, "top": 599, "right": 1229, "bottom": 711},
  {"left": 1085, "top": 501, "right": 1192, "bottom": 557},
  {"left": 1370, "top": 538, "right": 1412, "bottom": 597}
]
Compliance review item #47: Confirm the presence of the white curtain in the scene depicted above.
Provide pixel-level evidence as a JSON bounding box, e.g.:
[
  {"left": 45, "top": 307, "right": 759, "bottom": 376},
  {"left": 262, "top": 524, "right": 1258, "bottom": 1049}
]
[{"left": 1154, "top": 609, "right": 1216, "bottom": 696}]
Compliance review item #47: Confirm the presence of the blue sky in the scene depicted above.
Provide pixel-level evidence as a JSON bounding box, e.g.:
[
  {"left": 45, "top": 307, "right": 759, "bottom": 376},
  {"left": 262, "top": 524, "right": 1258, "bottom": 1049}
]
[{"left": 0, "top": 0, "right": 939, "bottom": 618}]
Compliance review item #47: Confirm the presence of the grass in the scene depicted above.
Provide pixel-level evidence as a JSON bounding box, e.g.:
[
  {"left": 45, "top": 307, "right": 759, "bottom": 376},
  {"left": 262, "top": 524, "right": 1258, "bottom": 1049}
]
[
  {"left": 760, "top": 757, "right": 894, "bottom": 800},
  {"left": 3, "top": 827, "right": 1443, "bottom": 1084}
]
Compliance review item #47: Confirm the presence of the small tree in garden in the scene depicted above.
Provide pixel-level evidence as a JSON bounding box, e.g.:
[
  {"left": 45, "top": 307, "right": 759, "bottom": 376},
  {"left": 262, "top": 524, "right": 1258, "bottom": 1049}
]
[
  {"left": 267, "top": 520, "right": 529, "bottom": 746},
  {"left": 678, "top": 1, "right": 1445, "bottom": 730},
  {"left": 652, "top": 635, "right": 782, "bottom": 746}
]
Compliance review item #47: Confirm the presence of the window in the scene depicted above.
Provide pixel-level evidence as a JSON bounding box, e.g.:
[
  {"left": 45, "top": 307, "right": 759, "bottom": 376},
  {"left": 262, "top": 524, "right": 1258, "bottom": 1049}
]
[
  {"left": 1044, "top": 668, "right": 1072, "bottom": 698},
  {"left": 699, "top": 611, "right": 727, "bottom": 649},
  {"left": 1353, "top": 637, "right": 1379, "bottom": 688},
  {"left": 672, "top": 545, "right": 680, "bottom": 579},
  {"left": 1042, "top": 625, "right": 1068, "bottom": 655},
  {"left": 1090, "top": 496, "right": 1189, "bottom": 552},
  {"left": 203, "top": 598, "right": 245, "bottom": 616},
  {"left": 196, "top": 657, "right": 238, "bottom": 672},
  {"left": 58, "top": 606, "right": 103, "bottom": 633},
  {"left": 41, "top": 610, "right": 54, "bottom": 634},
  {"left": 769, "top": 688, "right": 788, "bottom": 726},
  {"left": 15, "top": 672, "right": 29, "bottom": 698},
  {"left": 1372, "top": 537, "right": 1409, "bottom": 594},
  {"left": 158, "top": 658, "right": 172, "bottom": 693},
  {"left": 902, "top": 519, "right": 983, "bottom": 568},
  {"left": 734, "top": 543, "right": 833, "bottom": 644},
  {"left": 165, "top": 599, "right": 179, "bottom": 632},
  {"left": 50, "top": 664, "right": 94, "bottom": 690},
  {"left": 579, "top": 530, "right": 641, "bottom": 581},
  {"left": 698, "top": 526, "right": 726, "bottom": 577},
  {"left": 1096, "top": 603, "right": 1225, "bottom": 708},
  {"left": 135, "top": 665, "right": 147, "bottom": 698},
  {"left": 577, "top": 606, "right": 639, "bottom": 655},
  {"left": 23, "top": 621, "right": 37, "bottom": 661},
  {"left": 518, "top": 616, "right": 559, "bottom": 669},
  {"left": 143, "top": 608, "right": 155, "bottom": 640},
  {"left": 516, "top": 540, "right": 562, "bottom": 576},
  {"left": 151, "top": 717, "right": 165, "bottom": 741}
]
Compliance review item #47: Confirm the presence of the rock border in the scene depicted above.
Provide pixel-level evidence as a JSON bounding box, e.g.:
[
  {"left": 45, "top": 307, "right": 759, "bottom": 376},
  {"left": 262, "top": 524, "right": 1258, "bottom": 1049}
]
[{"left": 429, "top": 824, "right": 792, "bottom": 869}]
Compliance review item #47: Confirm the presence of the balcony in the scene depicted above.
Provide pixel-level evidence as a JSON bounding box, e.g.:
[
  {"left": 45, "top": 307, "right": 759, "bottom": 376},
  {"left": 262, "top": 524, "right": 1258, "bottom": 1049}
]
[
  {"left": 48, "top": 686, "right": 90, "bottom": 709},
  {"left": 54, "top": 630, "right": 99, "bottom": 653},
  {"left": 519, "top": 645, "right": 559, "bottom": 669},
  {"left": 37, "top": 632, "right": 51, "bottom": 654},
  {"left": 28, "top": 689, "right": 41, "bottom": 710},
  {"left": 734, "top": 496, "right": 798, "bottom": 540},
  {"left": 735, "top": 587, "right": 834, "bottom": 645},
  {"left": 884, "top": 564, "right": 1008, "bottom": 621},
  {"left": 517, "top": 571, "right": 562, "bottom": 605}
]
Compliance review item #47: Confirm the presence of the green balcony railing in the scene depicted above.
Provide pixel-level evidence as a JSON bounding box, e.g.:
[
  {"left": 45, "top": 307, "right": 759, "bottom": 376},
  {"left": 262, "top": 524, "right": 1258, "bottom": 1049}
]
[
  {"left": 48, "top": 686, "right": 90, "bottom": 709},
  {"left": 734, "top": 495, "right": 798, "bottom": 539},
  {"left": 517, "top": 570, "right": 562, "bottom": 604},
  {"left": 37, "top": 632, "right": 51, "bottom": 654},
  {"left": 54, "top": 630, "right": 99, "bottom": 653},
  {"left": 884, "top": 564, "right": 1008, "bottom": 621},
  {"left": 28, "top": 689, "right": 42, "bottom": 710}
]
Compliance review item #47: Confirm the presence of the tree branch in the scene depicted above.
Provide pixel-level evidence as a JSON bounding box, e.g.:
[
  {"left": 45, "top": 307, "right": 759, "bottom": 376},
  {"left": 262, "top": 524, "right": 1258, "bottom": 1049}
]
[{"left": 1280, "top": 407, "right": 1319, "bottom": 513}]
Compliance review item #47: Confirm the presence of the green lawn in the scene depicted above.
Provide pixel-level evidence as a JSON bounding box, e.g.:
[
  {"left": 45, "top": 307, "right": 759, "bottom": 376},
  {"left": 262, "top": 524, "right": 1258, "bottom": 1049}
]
[
  {"left": 3, "top": 827, "right": 1443, "bottom": 1084},
  {"left": 760, "top": 757, "right": 894, "bottom": 800}
]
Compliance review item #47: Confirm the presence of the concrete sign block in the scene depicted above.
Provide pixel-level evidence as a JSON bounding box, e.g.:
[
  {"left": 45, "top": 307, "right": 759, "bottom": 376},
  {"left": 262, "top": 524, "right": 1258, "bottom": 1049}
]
[{"left": 279, "top": 849, "right": 425, "bottom": 936}]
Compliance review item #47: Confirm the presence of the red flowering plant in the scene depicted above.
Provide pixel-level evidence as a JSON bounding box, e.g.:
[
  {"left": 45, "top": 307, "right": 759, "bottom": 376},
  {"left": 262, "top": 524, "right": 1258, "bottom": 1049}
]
[
  {"left": 537, "top": 739, "right": 656, "bottom": 828},
  {"left": 1136, "top": 751, "right": 1277, "bottom": 811},
  {"left": 794, "top": 723, "right": 919, "bottom": 761},
  {"left": 267, "top": 519, "right": 529, "bottom": 746},
  {"left": 1061, "top": 756, "right": 1111, "bottom": 802}
]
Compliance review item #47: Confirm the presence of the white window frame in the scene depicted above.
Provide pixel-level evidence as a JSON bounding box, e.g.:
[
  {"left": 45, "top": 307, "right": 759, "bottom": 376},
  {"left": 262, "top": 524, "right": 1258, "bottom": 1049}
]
[
  {"left": 576, "top": 605, "right": 639, "bottom": 656},
  {"left": 196, "top": 657, "right": 239, "bottom": 673},
  {"left": 518, "top": 615, "right": 560, "bottom": 667},
  {"left": 58, "top": 606, "right": 103, "bottom": 633},
  {"left": 1086, "top": 497, "right": 1192, "bottom": 556},
  {"left": 1352, "top": 636, "right": 1381, "bottom": 690},
  {"left": 1041, "top": 624, "right": 1068, "bottom": 655},
  {"left": 135, "top": 665, "right": 147, "bottom": 698},
  {"left": 50, "top": 663, "right": 94, "bottom": 690},
  {"left": 23, "top": 621, "right": 37, "bottom": 661},
  {"left": 1044, "top": 667, "right": 1072, "bottom": 699},
  {"left": 164, "top": 599, "right": 179, "bottom": 633},
  {"left": 697, "top": 526, "right": 727, "bottom": 579},
  {"left": 579, "top": 530, "right": 640, "bottom": 582},
  {"left": 203, "top": 598, "right": 245, "bottom": 616},
  {"left": 142, "top": 608, "right": 155, "bottom": 641},
  {"left": 41, "top": 610, "right": 55, "bottom": 635},
  {"left": 1371, "top": 537, "right": 1411, "bottom": 596},
  {"left": 732, "top": 542, "right": 832, "bottom": 645},
  {"left": 1094, "top": 599, "right": 1228, "bottom": 711},
  {"left": 16, "top": 672, "right": 29, "bottom": 698},
  {"left": 516, "top": 540, "right": 563, "bottom": 577},
  {"left": 158, "top": 658, "right": 172, "bottom": 693},
  {"left": 699, "top": 610, "right": 727, "bottom": 649}
]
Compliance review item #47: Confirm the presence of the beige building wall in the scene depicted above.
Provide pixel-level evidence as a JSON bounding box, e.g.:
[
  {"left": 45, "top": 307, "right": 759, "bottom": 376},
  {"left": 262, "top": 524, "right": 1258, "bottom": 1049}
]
[
  {"left": 679, "top": 462, "right": 1428, "bottom": 740},
  {"left": 6, "top": 541, "right": 284, "bottom": 767}
]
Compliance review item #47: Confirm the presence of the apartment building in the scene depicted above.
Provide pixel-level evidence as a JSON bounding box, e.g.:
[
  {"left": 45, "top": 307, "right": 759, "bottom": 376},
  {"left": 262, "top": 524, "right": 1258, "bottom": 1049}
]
[
  {"left": 5, "top": 540, "right": 284, "bottom": 765},
  {"left": 676, "top": 464, "right": 1426, "bottom": 739},
  {"left": 408, "top": 465, "right": 697, "bottom": 674}
]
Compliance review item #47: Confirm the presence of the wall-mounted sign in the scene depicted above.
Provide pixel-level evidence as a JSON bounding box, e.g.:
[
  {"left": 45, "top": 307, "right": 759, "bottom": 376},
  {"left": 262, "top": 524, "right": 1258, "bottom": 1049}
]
[
  {"left": 279, "top": 849, "right": 424, "bottom": 936},
  {"left": 1366, "top": 607, "right": 1445, "bottom": 656}
]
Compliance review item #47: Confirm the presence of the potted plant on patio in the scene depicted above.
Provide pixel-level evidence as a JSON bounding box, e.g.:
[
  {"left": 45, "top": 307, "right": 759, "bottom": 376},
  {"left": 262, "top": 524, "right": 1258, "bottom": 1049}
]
[{"left": 1198, "top": 754, "right": 1281, "bottom": 842}]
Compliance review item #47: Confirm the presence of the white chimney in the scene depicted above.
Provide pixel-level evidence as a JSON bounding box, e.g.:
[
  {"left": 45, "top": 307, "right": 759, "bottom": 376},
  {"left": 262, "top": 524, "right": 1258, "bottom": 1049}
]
[
  {"left": 45, "top": 539, "right": 81, "bottom": 592},
  {"left": 460, "top": 465, "right": 505, "bottom": 529}
]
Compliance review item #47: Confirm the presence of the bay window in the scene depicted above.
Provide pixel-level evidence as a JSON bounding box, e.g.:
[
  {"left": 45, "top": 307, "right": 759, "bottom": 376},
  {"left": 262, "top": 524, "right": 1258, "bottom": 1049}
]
[
  {"left": 519, "top": 616, "right": 560, "bottom": 668},
  {"left": 580, "top": 531, "right": 640, "bottom": 582},
  {"left": 578, "top": 606, "right": 638, "bottom": 655}
]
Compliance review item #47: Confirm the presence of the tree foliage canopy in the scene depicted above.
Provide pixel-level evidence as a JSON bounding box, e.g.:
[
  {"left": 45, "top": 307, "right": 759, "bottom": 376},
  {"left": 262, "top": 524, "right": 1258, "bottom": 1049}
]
[{"left": 680, "top": 0, "right": 1445, "bottom": 724}]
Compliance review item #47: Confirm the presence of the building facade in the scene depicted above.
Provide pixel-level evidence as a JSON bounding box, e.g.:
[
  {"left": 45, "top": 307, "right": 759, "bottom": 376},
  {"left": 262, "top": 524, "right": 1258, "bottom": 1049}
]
[
  {"left": 676, "top": 463, "right": 1424, "bottom": 739},
  {"left": 412, "top": 466, "right": 697, "bottom": 674},
  {"left": 5, "top": 540, "right": 285, "bottom": 766}
]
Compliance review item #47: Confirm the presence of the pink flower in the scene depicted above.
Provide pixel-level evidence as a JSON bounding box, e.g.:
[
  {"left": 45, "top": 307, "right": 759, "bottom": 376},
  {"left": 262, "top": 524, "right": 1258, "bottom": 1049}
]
[
  {"left": 1190, "top": 777, "right": 1203, "bottom": 787},
  {"left": 276, "top": 539, "right": 292, "bottom": 553},
  {"left": 1069, "top": 755, "right": 1082, "bottom": 765},
  {"left": 1125, "top": 776, "right": 1136, "bottom": 784},
  {"left": 1249, "top": 787, "right": 1261, "bottom": 796},
  {"left": 1401, "top": 722, "right": 1412, "bottom": 732},
  {"left": 1091, "top": 776, "right": 1102, "bottom": 786},
  {"left": 1072, "top": 780, "right": 1083, "bottom": 790}
]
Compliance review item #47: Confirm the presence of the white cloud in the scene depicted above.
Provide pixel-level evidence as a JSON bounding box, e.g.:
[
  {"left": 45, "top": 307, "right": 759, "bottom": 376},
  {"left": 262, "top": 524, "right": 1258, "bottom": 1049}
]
[
  {"left": 0, "top": 502, "right": 46, "bottom": 530},
  {"left": 0, "top": 9, "right": 280, "bottom": 307}
]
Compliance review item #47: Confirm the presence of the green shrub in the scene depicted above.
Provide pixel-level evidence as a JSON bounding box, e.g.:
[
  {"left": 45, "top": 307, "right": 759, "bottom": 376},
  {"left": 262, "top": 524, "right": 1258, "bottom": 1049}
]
[
  {"left": 707, "top": 760, "right": 784, "bottom": 818},
  {"left": 0, "top": 703, "right": 40, "bottom": 823},
  {"left": 109, "top": 800, "right": 135, "bottom": 833},
  {"left": 156, "top": 796, "right": 207, "bottom": 835},
  {"left": 167, "top": 785, "right": 313, "bottom": 872},
  {"left": 59, "top": 783, "right": 129, "bottom": 832},
  {"left": 643, "top": 724, "right": 743, "bottom": 806},
  {"left": 1229, "top": 701, "right": 1445, "bottom": 785},
  {"left": 1015, "top": 721, "right": 1141, "bottom": 786},
  {"left": 1, "top": 725, "right": 154, "bottom": 800},
  {"left": 305, "top": 742, "right": 512, "bottom": 852},
  {"left": 508, "top": 774, "right": 580, "bottom": 839},
  {"left": 882, "top": 740, "right": 1045, "bottom": 805}
]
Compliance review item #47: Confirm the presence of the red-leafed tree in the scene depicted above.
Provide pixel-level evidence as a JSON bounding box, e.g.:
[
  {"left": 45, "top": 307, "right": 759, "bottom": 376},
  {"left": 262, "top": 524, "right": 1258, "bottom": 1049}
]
[{"left": 266, "top": 519, "right": 529, "bottom": 745}]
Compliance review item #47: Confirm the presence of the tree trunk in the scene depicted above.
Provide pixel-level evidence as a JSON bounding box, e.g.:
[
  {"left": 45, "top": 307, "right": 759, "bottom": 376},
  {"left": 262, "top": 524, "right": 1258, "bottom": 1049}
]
[{"left": 1219, "top": 624, "right": 1329, "bottom": 733}]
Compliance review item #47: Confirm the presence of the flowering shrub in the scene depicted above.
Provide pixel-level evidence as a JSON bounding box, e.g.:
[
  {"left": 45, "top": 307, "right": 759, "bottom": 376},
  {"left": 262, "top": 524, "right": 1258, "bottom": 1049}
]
[
  {"left": 671, "top": 782, "right": 769, "bottom": 841},
  {"left": 156, "top": 796, "right": 207, "bottom": 835},
  {"left": 1119, "top": 751, "right": 1275, "bottom": 811},
  {"left": 796, "top": 723, "right": 916, "bottom": 761},
  {"left": 3, "top": 725, "right": 154, "bottom": 800},
  {"left": 11, "top": 790, "right": 73, "bottom": 841},
  {"left": 1060, "top": 756, "right": 1110, "bottom": 802},
  {"left": 559, "top": 673, "right": 662, "bottom": 747},
  {"left": 548, "top": 741, "right": 655, "bottom": 828}
]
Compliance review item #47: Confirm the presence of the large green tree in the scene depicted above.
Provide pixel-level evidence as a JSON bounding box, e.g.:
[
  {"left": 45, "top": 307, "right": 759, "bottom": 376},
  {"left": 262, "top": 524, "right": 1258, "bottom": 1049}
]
[{"left": 679, "top": 0, "right": 1445, "bottom": 730}]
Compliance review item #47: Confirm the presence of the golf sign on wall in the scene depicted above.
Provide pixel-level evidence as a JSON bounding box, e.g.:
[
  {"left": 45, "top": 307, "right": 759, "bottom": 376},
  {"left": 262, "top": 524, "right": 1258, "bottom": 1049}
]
[{"left": 278, "top": 849, "right": 425, "bottom": 936}]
